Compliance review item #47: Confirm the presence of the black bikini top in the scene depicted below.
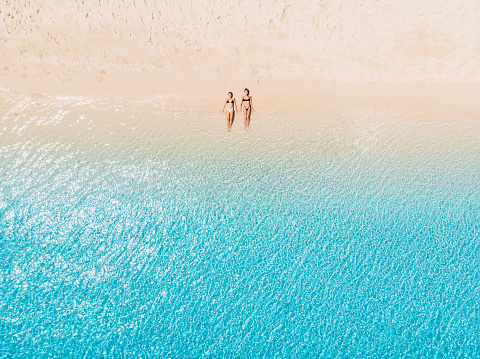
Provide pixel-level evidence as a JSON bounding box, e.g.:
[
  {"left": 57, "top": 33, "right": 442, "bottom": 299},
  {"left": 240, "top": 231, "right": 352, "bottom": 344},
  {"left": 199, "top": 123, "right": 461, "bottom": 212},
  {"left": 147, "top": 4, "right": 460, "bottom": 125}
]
[
  {"left": 227, "top": 99, "right": 234, "bottom": 104},
  {"left": 242, "top": 97, "right": 250, "bottom": 102}
]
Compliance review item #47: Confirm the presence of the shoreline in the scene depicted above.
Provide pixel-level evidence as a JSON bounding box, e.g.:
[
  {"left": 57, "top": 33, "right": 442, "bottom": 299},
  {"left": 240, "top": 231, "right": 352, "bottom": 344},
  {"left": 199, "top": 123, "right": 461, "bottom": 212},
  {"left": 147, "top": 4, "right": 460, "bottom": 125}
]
[{"left": 1, "top": 76, "right": 479, "bottom": 118}]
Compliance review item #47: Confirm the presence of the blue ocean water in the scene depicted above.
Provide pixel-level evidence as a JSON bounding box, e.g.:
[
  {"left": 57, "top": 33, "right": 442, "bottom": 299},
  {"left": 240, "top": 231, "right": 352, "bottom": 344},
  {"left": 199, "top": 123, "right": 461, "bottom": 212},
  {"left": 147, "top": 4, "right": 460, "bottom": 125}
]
[{"left": 1, "top": 94, "right": 479, "bottom": 358}]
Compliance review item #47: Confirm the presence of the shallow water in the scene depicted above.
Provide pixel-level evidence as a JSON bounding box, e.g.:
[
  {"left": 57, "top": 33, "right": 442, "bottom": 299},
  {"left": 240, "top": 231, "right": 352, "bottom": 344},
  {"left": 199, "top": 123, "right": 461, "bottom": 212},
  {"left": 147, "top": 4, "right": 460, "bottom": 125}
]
[{"left": 1, "top": 92, "right": 479, "bottom": 358}]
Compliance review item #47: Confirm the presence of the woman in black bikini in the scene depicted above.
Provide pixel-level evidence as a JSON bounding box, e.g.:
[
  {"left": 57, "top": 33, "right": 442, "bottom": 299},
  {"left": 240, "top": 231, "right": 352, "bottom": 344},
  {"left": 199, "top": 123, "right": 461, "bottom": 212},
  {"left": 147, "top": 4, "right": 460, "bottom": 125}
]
[
  {"left": 240, "top": 88, "right": 254, "bottom": 131},
  {"left": 222, "top": 92, "right": 238, "bottom": 132}
]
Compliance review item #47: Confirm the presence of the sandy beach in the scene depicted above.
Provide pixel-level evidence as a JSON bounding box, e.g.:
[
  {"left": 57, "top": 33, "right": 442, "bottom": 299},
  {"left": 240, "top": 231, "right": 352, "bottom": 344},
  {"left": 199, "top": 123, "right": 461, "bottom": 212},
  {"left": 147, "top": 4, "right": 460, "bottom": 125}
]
[{"left": 1, "top": 0, "right": 479, "bottom": 115}]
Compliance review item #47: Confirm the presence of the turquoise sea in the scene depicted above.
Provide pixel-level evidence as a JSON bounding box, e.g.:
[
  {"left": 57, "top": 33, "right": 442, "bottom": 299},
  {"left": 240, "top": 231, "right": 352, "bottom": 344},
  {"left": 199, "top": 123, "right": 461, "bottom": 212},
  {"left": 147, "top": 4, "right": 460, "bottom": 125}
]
[{"left": 1, "top": 92, "right": 479, "bottom": 358}]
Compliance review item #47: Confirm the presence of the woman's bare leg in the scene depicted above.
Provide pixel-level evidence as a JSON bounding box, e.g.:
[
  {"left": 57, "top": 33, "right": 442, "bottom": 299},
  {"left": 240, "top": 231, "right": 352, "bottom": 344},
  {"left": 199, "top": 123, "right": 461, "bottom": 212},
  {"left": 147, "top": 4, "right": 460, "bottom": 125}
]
[
  {"left": 243, "top": 108, "right": 248, "bottom": 130},
  {"left": 227, "top": 111, "right": 234, "bottom": 131},
  {"left": 244, "top": 107, "right": 251, "bottom": 130}
]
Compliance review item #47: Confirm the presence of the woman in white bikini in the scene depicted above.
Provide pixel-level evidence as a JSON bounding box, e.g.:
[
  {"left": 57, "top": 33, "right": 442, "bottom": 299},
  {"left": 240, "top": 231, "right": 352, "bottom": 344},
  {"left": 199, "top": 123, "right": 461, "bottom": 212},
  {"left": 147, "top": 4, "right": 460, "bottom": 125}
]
[
  {"left": 222, "top": 92, "right": 238, "bottom": 132},
  {"left": 240, "top": 88, "right": 254, "bottom": 131}
]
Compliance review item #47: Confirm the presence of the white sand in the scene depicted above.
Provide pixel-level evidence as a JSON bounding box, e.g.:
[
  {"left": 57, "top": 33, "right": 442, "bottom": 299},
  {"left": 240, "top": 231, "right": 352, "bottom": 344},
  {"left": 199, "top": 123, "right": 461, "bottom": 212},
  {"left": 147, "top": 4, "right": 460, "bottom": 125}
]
[{"left": 1, "top": 0, "right": 479, "bottom": 114}]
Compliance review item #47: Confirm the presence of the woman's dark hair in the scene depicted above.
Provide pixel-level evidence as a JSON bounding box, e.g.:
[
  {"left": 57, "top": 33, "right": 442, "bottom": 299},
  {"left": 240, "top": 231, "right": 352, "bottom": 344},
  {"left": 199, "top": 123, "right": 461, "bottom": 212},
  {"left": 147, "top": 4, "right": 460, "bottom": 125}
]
[
  {"left": 228, "top": 92, "right": 233, "bottom": 97},
  {"left": 244, "top": 88, "right": 249, "bottom": 95}
]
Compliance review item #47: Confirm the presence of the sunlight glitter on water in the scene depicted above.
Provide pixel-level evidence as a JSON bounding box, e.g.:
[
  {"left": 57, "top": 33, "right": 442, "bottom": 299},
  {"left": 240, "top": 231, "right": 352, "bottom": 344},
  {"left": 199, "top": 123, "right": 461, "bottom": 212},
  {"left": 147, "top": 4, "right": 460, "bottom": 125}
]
[{"left": 1, "top": 92, "right": 479, "bottom": 357}]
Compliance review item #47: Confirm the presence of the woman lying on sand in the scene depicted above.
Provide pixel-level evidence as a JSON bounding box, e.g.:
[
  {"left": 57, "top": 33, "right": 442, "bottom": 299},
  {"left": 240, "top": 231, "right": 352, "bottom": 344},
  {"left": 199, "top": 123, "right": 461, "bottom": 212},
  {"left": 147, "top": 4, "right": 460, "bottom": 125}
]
[
  {"left": 240, "top": 88, "right": 254, "bottom": 131},
  {"left": 222, "top": 92, "right": 238, "bottom": 132}
]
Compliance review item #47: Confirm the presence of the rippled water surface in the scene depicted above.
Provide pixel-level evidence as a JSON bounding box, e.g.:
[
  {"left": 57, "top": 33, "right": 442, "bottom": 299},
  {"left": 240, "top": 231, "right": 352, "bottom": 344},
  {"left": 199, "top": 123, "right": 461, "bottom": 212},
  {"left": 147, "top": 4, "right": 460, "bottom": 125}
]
[{"left": 1, "top": 92, "right": 479, "bottom": 358}]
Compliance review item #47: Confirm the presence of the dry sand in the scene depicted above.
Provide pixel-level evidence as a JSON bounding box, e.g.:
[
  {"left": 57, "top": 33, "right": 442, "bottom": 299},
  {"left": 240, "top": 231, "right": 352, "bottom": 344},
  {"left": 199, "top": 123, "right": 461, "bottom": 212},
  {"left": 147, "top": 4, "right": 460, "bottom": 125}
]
[{"left": 1, "top": 0, "right": 479, "bottom": 115}]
